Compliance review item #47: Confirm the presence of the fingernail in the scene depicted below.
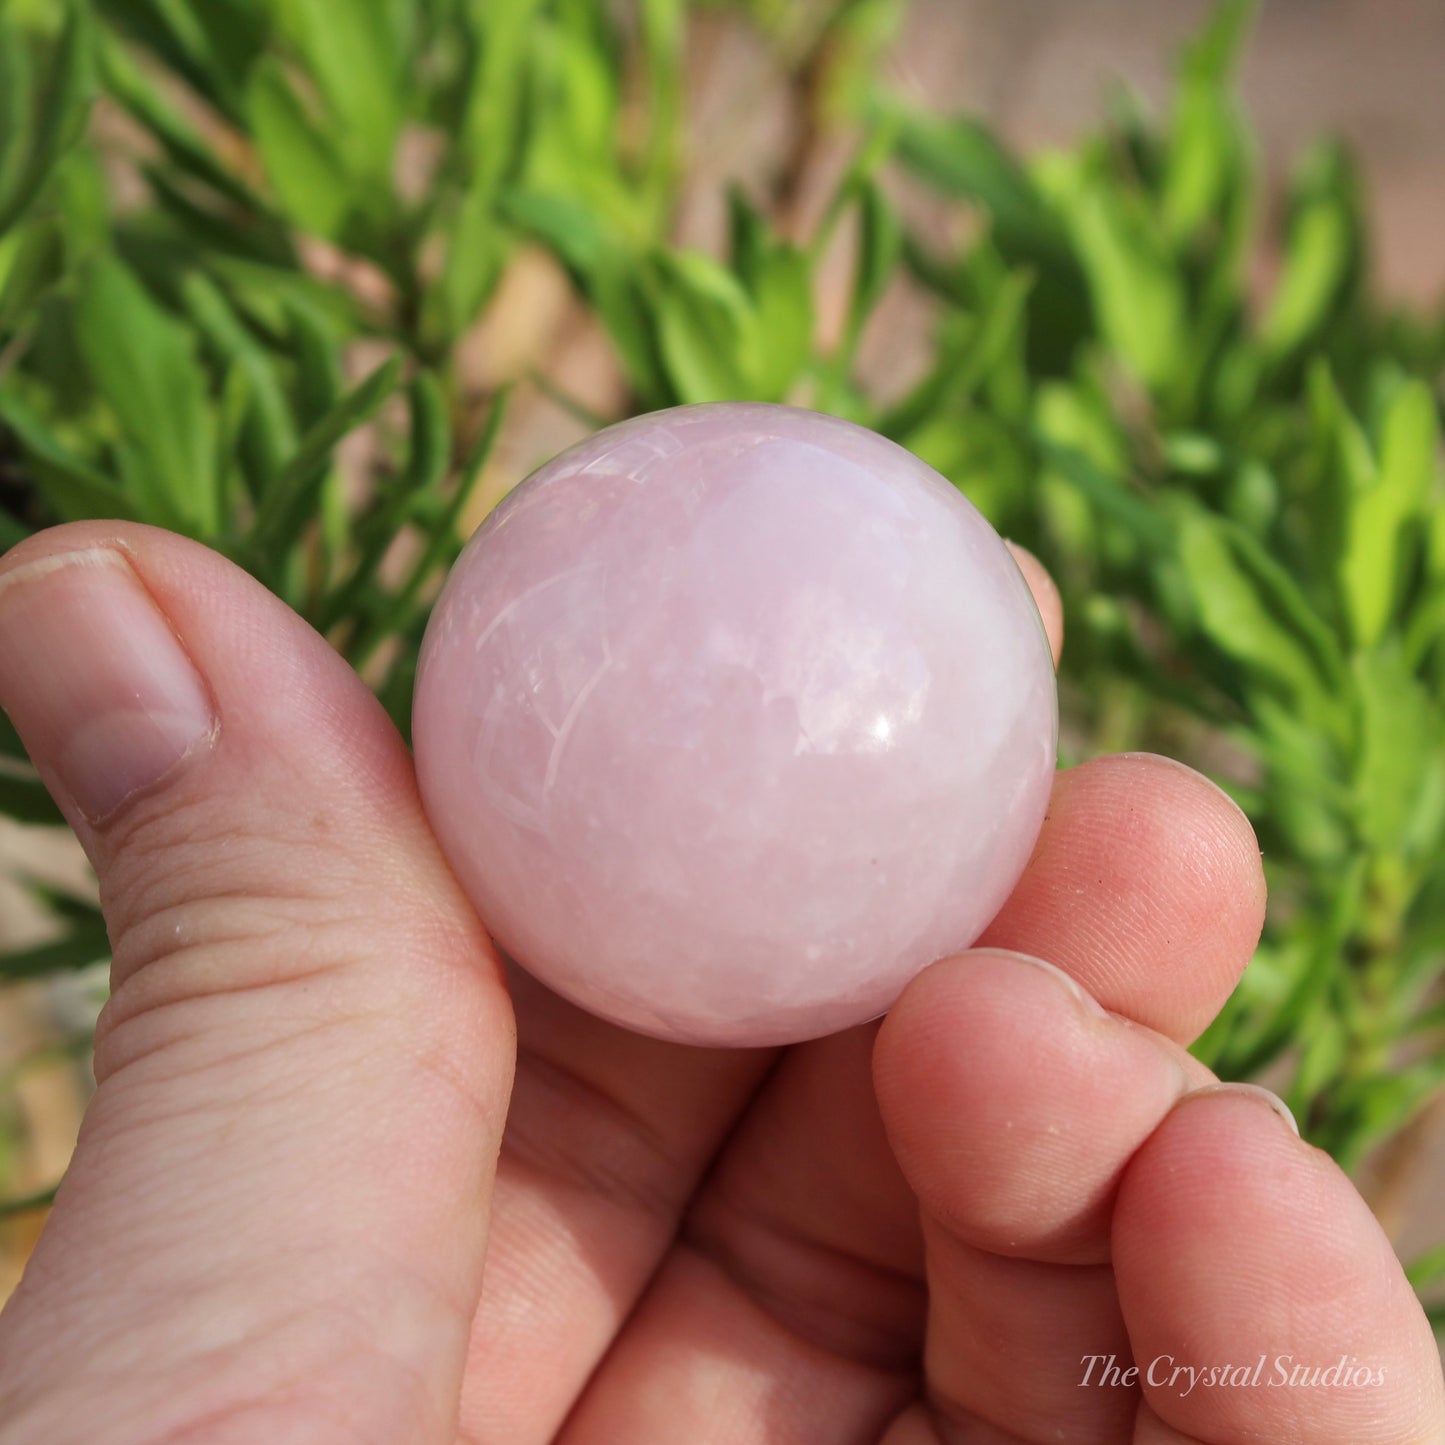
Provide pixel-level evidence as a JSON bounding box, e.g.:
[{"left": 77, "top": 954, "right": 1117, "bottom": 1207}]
[
  {"left": 1182, "top": 1082, "right": 1301, "bottom": 1137},
  {"left": 0, "top": 545, "right": 217, "bottom": 825},
  {"left": 972, "top": 948, "right": 1109, "bottom": 1017}
]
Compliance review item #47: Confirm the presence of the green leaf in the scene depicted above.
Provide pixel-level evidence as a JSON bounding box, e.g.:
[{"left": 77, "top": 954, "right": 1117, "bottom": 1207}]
[
  {"left": 273, "top": 0, "right": 407, "bottom": 185},
  {"left": 1161, "top": 5, "right": 1253, "bottom": 244},
  {"left": 1183, "top": 0, "right": 1257, "bottom": 83},
  {"left": 886, "top": 106, "right": 1071, "bottom": 272},
  {"left": 0, "top": 920, "right": 111, "bottom": 982},
  {"left": 522, "top": 10, "right": 623, "bottom": 204},
  {"left": 74, "top": 254, "right": 218, "bottom": 533},
  {"left": 1036, "top": 440, "right": 1173, "bottom": 553},
  {"left": 1353, "top": 644, "right": 1438, "bottom": 853},
  {"left": 1406, "top": 1238, "right": 1445, "bottom": 1292},
  {"left": 1066, "top": 174, "right": 1186, "bottom": 390},
  {"left": 402, "top": 370, "right": 451, "bottom": 500},
  {"left": 1287, "top": 1002, "right": 1346, "bottom": 1114},
  {"left": 1405, "top": 583, "right": 1445, "bottom": 673},
  {"left": 96, "top": 0, "right": 265, "bottom": 122},
  {"left": 0, "top": 1184, "right": 60, "bottom": 1218},
  {"left": 181, "top": 270, "right": 296, "bottom": 494},
  {"left": 315, "top": 373, "right": 448, "bottom": 639},
  {"left": 636, "top": 0, "right": 684, "bottom": 210},
  {"left": 212, "top": 359, "right": 252, "bottom": 522},
  {"left": 0, "top": 391, "right": 144, "bottom": 523},
  {"left": 0, "top": 2, "right": 96, "bottom": 238},
  {"left": 1175, "top": 503, "right": 1339, "bottom": 711},
  {"left": 881, "top": 267, "right": 1033, "bottom": 440},
  {"left": 745, "top": 243, "right": 814, "bottom": 399},
  {"left": 246, "top": 355, "right": 402, "bottom": 568},
  {"left": 98, "top": 30, "right": 273, "bottom": 218},
  {"left": 284, "top": 296, "right": 343, "bottom": 430},
  {"left": 649, "top": 250, "right": 754, "bottom": 404},
  {"left": 430, "top": 185, "right": 506, "bottom": 350},
  {"left": 1340, "top": 380, "right": 1439, "bottom": 649},
  {"left": 1334, "top": 1054, "right": 1445, "bottom": 1169},
  {"left": 0, "top": 216, "right": 66, "bottom": 335},
  {"left": 1260, "top": 145, "right": 1359, "bottom": 360},
  {"left": 0, "top": 765, "right": 65, "bottom": 825},
  {"left": 460, "top": 0, "right": 544, "bottom": 196},
  {"left": 846, "top": 179, "right": 902, "bottom": 351},
  {"left": 498, "top": 190, "right": 668, "bottom": 403},
  {"left": 725, "top": 186, "right": 770, "bottom": 293},
  {"left": 244, "top": 58, "right": 351, "bottom": 241},
  {"left": 0, "top": 34, "right": 36, "bottom": 235},
  {"left": 349, "top": 386, "right": 509, "bottom": 671}
]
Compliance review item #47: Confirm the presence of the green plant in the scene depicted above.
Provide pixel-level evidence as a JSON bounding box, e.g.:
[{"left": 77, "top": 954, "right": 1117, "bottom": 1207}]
[{"left": 0, "top": 0, "right": 1442, "bottom": 1327}]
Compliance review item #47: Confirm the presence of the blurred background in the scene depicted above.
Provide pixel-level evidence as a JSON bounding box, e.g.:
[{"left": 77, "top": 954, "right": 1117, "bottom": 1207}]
[{"left": 1, "top": 0, "right": 1443, "bottom": 1344}]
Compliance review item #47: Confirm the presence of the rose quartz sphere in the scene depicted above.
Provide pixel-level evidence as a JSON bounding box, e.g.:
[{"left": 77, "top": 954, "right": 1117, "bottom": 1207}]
[{"left": 413, "top": 403, "right": 1057, "bottom": 1046}]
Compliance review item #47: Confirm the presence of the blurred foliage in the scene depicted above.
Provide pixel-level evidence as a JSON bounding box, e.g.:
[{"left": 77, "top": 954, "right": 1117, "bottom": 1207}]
[{"left": 0, "top": 0, "right": 1443, "bottom": 1319}]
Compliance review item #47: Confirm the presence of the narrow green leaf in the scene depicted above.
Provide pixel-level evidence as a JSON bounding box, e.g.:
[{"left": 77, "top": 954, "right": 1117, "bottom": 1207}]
[
  {"left": 522, "top": 12, "right": 623, "bottom": 203},
  {"left": 181, "top": 270, "right": 296, "bottom": 491},
  {"left": 0, "top": 34, "right": 34, "bottom": 234},
  {"left": 881, "top": 268, "right": 1033, "bottom": 439},
  {"left": 351, "top": 387, "right": 509, "bottom": 670},
  {"left": 886, "top": 106, "right": 1072, "bottom": 272},
  {"left": 1403, "top": 584, "right": 1445, "bottom": 673},
  {"left": 96, "top": 0, "right": 257, "bottom": 120},
  {"left": 1260, "top": 145, "right": 1360, "bottom": 360},
  {"left": 0, "top": 391, "right": 144, "bottom": 523},
  {"left": 1340, "top": 380, "right": 1439, "bottom": 648},
  {"left": 98, "top": 31, "right": 271, "bottom": 217},
  {"left": 637, "top": 0, "right": 684, "bottom": 210},
  {"left": 649, "top": 250, "right": 753, "bottom": 404},
  {"left": 284, "top": 297, "right": 343, "bottom": 430},
  {"left": 247, "top": 355, "right": 403, "bottom": 564},
  {"left": 1353, "top": 644, "right": 1438, "bottom": 853},
  {"left": 278, "top": 0, "right": 407, "bottom": 184},
  {"left": 1161, "top": 62, "right": 1243, "bottom": 243},
  {"left": 0, "top": 2, "right": 96, "bottom": 237},
  {"left": 431, "top": 184, "right": 506, "bottom": 349},
  {"left": 0, "top": 921, "right": 111, "bottom": 982},
  {"left": 745, "top": 244, "right": 814, "bottom": 400},
  {"left": 1286, "top": 1003, "right": 1346, "bottom": 1114},
  {"left": 0, "top": 766, "right": 64, "bottom": 825},
  {"left": 1406, "top": 1239, "right": 1445, "bottom": 1291},
  {"left": 1175, "top": 503, "right": 1337, "bottom": 708},
  {"left": 74, "top": 255, "right": 217, "bottom": 532},
  {"left": 1067, "top": 179, "right": 1186, "bottom": 390},
  {"left": 845, "top": 179, "right": 902, "bottom": 350},
  {"left": 1036, "top": 441, "right": 1173, "bottom": 552},
  {"left": 0, "top": 511, "right": 28, "bottom": 551},
  {"left": 498, "top": 190, "right": 668, "bottom": 402},
  {"left": 315, "top": 372, "right": 449, "bottom": 636},
  {"left": 725, "top": 185, "right": 771, "bottom": 293},
  {"left": 1182, "top": 0, "right": 1257, "bottom": 84},
  {"left": 0, "top": 1184, "right": 60, "bottom": 1218},
  {"left": 460, "top": 0, "right": 545, "bottom": 195},
  {"left": 244, "top": 58, "right": 351, "bottom": 240},
  {"left": 0, "top": 216, "right": 66, "bottom": 335},
  {"left": 212, "top": 359, "right": 252, "bottom": 522}
]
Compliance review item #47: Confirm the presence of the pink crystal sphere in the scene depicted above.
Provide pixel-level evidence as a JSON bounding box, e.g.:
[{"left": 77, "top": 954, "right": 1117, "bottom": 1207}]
[{"left": 413, "top": 403, "right": 1057, "bottom": 1047}]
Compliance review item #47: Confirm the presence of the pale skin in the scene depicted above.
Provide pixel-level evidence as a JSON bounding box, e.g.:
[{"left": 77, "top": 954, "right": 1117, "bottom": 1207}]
[{"left": 0, "top": 520, "right": 1441, "bottom": 1444}]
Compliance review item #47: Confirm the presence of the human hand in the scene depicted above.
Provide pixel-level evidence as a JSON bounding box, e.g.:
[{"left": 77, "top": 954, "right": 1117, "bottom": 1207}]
[{"left": 0, "top": 522, "right": 1439, "bottom": 1444}]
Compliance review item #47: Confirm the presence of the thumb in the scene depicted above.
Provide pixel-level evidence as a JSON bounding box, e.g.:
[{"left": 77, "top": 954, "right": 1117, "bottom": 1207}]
[{"left": 0, "top": 523, "right": 514, "bottom": 1444}]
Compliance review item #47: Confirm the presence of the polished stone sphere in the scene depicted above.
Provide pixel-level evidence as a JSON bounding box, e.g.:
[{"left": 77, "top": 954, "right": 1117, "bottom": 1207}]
[{"left": 413, "top": 403, "right": 1057, "bottom": 1046}]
